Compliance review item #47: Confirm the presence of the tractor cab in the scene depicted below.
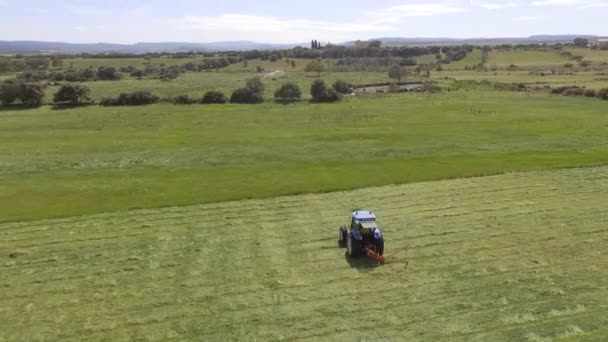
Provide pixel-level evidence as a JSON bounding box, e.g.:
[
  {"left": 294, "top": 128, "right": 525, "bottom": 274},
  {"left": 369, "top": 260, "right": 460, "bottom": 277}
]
[{"left": 350, "top": 211, "right": 382, "bottom": 239}]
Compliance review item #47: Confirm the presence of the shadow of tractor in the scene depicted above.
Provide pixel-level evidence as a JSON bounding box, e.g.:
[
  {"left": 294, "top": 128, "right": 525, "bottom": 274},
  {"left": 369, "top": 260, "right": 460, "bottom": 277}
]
[{"left": 343, "top": 252, "right": 382, "bottom": 272}]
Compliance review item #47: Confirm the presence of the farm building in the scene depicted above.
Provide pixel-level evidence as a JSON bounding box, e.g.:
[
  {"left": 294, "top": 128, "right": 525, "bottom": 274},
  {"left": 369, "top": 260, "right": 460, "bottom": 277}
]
[{"left": 596, "top": 39, "right": 608, "bottom": 48}]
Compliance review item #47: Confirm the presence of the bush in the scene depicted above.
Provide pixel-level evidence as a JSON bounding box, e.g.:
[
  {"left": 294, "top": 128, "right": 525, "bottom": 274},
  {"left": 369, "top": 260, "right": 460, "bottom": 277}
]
[
  {"left": 332, "top": 80, "right": 352, "bottom": 94},
  {"left": 99, "top": 98, "right": 116, "bottom": 106},
  {"left": 0, "top": 81, "right": 20, "bottom": 106},
  {"left": 245, "top": 77, "right": 265, "bottom": 94},
  {"left": 563, "top": 63, "right": 574, "bottom": 68},
  {"left": 599, "top": 88, "right": 608, "bottom": 100},
  {"left": 53, "top": 84, "right": 92, "bottom": 106},
  {"left": 310, "top": 79, "right": 341, "bottom": 103},
  {"left": 50, "top": 72, "right": 65, "bottom": 81},
  {"left": 274, "top": 82, "right": 302, "bottom": 103},
  {"left": 230, "top": 88, "right": 264, "bottom": 104},
  {"left": 400, "top": 58, "right": 418, "bottom": 66},
  {"left": 584, "top": 89, "right": 597, "bottom": 97},
  {"left": 201, "top": 91, "right": 227, "bottom": 104},
  {"left": 551, "top": 86, "right": 579, "bottom": 95},
  {"left": 171, "top": 95, "right": 196, "bottom": 105},
  {"left": 561, "top": 87, "right": 585, "bottom": 96},
  {"left": 579, "top": 60, "right": 591, "bottom": 67},
  {"left": 96, "top": 66, "right": 120, "bottom": 80},
  {"left": 160, "top": 66, "right": 181, "bottom": 81},
  {"left": 230, "top": 77, "right": 265, "bottom": 104},
  {"left": 2, "top": 82, "right": 46, "bottom": 107},
  {"left": 100, "top": 91, "right": 159, "bottom": 106},
  {"left": 130, "top": 70, "right": 144, "bottom": 78}
]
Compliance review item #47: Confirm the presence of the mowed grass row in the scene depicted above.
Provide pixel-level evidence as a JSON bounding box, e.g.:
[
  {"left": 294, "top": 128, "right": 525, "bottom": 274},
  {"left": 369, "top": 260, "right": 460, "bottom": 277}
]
[
  {"left": 1, "top": 166, "right": 607, "bottom": 341},
  {"left": 2, "top": 91, "right": 608, "bottom": 222}
]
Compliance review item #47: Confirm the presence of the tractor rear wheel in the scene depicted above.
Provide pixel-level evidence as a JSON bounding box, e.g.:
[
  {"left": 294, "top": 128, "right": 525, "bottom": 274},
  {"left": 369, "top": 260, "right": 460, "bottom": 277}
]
[
  {"left": 374, "top": 238, "right": 384, "bottom": 256},
  {"left": 346, "top": 231, "right": 361, "bottom": 258}
]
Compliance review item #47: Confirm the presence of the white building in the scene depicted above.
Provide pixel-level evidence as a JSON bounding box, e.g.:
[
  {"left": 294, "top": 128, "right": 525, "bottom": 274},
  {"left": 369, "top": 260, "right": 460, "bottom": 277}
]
[{"left": 597, "top": 39, "right": 608, "bottom": 48}]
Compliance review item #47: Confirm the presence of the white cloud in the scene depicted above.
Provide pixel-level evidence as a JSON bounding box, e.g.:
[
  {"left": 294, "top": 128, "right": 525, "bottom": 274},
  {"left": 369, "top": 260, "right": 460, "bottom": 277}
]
[
  {"left": 368, "top": 3, "right": 469, "bottom": 23},
  {"left": 178, "top": 14, "right": 392, "bottom": 42},
  {"left": 515, "top": 15, "right": 550, "bottom": 20},
  {"left": 531, "top": 0, "right": 608, "bottom": 7},
  {"left": 479, "top": 2, "right": 520, "bottom": 9},
  {"left": 64, "top": 5, "right": 107, "bottom": 16},
  {"left": 532, "top": 0, "right": 585, "bottom": 6}
]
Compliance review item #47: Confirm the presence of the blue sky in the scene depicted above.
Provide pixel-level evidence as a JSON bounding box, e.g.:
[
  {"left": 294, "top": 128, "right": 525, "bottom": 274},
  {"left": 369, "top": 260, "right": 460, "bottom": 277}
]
[{"left": 0, "top": 0, "right": 606, "bottom": 43}]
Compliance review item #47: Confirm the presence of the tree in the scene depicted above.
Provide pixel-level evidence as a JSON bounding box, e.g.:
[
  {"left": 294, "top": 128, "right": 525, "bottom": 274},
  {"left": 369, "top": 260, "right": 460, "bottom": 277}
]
[
  {"left": 573, "top": 38, "right": 589, "bottom": 47},
  {"left": 332, "top": 80, "right": 352, "bottom": 94},
  {"left": 305, "top": 60, "right": 325, "bottom": 77},
  {"left": 0, "top": 81, "right": 20, "bottom": 106},
  {"left": 310, "top": 79, "right": 341, "bottom": 103},
  {"left": 230, "top": 77, "right": 265, "bottom": 104},
  {"left": 369, "top": 40, "right": 382, "bottom": 48},
  {"left": 50, "top": 57, "right": 64, "bottom": 68},
  {"left": 17, "top": 83, "right": 44, "bottom": 107},
  {"left": 96, "top": 66, "right": 120, "bottom": 80},
  {"left": 246, "top": 77, "right": 265, "bottom": 94},
  {"left": 171, "top": 95, "right": 196, "bottom": 105},
  {"left": 24, "top": 57, "right": 49, "bottom": 70},
  {"left": 53, "top": 84, "right": 92, "bottom": 106},
  {"left": 230, "top": 87, "right": 264, "bottom": 104},
  {"left": 274, "top": 82, "right": 302, "bottom": 103},
  {"left": 100, "top": 91, "right": 159, "bottom": 106},
  {"left": 388, "top": 65, "right": 407, "bottom": 83},
  {"left": 0, "top": 58, "right": 11, "bottom": 73},
  {"left": 201, "top": 91, "right": 227, "bottom": 104}
]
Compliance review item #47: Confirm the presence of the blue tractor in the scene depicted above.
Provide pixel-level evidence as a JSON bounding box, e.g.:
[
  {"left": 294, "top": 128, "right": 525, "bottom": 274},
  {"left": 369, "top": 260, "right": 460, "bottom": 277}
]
[{"left": 339, "top": 210, "right": 385, "bottom": 261}]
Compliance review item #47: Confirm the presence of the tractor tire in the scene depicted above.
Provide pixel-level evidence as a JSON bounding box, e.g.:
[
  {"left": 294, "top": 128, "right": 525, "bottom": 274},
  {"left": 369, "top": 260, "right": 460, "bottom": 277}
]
[
  {"left": 338, "top": 226, "right": 347, "bottom": 247},
  {"left": 374, "top": 238, "right": 384, "bottom": 256},
  {"left": 346, "top": 231, "right": 361, "bottom": 258}
]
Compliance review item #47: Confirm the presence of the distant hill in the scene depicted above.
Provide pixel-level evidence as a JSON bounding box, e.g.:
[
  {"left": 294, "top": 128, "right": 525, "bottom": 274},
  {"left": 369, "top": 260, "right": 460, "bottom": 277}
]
[
  {"left": 345, "top": 35, "right": 603, "bottom": 47},
  {"left": 0, "top": 35, "right": 604, "bottom": 54},
  {"left": 0, "top": 41, "right": 303, "bottom": 54}
]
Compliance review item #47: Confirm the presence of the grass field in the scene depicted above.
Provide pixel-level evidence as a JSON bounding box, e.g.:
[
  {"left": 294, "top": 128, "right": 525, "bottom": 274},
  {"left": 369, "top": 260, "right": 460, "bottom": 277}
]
[
  {"left": 65, "top": 57, "right": 204, "bottom": 70},
  {"left": 2, "top": 91, "right": 608, "bottom": 222},
  {"left": 4, "top": 47, "right": 608, "bottom": 341},
  {"left": 41, "top": 70, "right": 394, "bottom": 103},
  {"left": 443, "top": 48, "right": 484, "bottom": 70},
  {"left": 434, "top": 70, "right": 608, "bottom": 89},
  {"left": 487, "top": 50, "right": 569, "bottom": 67},
  {"left": 564, "top": 48, "right": 608, "bottom": 63},
  {"left": 1, "top": 166, "right": 607, "bottom": 341}
]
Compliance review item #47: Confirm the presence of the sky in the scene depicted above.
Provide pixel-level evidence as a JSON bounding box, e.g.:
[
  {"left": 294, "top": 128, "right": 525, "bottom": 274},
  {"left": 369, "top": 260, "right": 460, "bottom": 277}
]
[{"left": 0, "top": 0, "right": 607, "bottom": 44}]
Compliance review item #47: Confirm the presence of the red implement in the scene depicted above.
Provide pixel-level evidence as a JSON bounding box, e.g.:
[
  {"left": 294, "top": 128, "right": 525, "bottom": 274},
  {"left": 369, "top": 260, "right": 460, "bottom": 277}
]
[{"left": 362, "top": 244, "right": 385, "bottom": 264}]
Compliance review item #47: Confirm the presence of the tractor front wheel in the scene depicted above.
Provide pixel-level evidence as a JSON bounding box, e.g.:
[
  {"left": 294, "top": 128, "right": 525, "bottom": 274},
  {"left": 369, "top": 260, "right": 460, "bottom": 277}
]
[
  {"left": 338, "top": 226, "right": 347, "bottom": 247},
  {"left": 346, "top": 231, "right": 361, "bottom": 258}
]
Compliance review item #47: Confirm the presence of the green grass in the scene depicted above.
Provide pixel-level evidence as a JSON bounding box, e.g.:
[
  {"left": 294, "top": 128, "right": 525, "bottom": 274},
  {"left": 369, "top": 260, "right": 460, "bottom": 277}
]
[
  {"left": 487, "top": 50, "right": 569, "bottom": 67},
  {"left": 433, "top": 70, "right": 608, "bottom": 89},
  {"left": 443, "top": 48, "right": 484, "bottom": 70},
  {"left": 2, "top": 91, "right": 608, "bottom": 222},
  {"left": 564, "top": 48, "right": 608, "bottom": 63},
  {"left": 43, "top": 70, "right": 393, "bottom": 103},
  {"left": 64, "top": 57, "right": 204, "bottom": 70},
  {"left": 1, "top": 166, "right": 607, "bottom": 340}
]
